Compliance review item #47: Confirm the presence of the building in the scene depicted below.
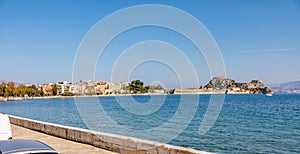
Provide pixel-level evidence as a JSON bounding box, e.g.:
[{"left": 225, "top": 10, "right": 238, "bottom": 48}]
[
  {"left": 56, "top": 81, "right": 72, "bottom": 95},
  {"left": 248, "top": 80, "right": 264, "bottom": 89},
  {"left": 94, "top": 81, "right": 107, "bottom": 95},
  {"left": 173, "top": 88, "right": 202, "bottom": 94},
  {"left": 232, "top": 87, "right": 241, "bottom": 92},
  {"left": 120, "top": 81, "right": 130, "bottom": 94},
  {"left": 104, "top": 83, "right": 121, "bottom": 94},
  {"left": 42, "top": 85, "right": 53, "bottom": 96},
  {"left": 84, "top": 81, "right": 95, "bottom": 95},
  {"left": 56, "top": 83, "right": 64, "bottom": 95}
]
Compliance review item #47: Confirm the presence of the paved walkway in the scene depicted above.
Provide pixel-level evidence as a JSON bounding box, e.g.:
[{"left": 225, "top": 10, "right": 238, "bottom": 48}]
[{"left": 11, "top": 124, "right": 117, "bottom": 154}]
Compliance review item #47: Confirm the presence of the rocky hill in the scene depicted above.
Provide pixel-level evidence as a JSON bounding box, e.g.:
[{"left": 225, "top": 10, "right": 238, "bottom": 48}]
[{"left": 201, "top": 77, "right": 273, "bottom": 94}]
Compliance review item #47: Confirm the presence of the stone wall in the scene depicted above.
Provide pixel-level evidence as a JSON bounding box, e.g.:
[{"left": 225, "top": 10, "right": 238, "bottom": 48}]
[{"left": 9, "top": 115, "right": 212, "bottom": 154}]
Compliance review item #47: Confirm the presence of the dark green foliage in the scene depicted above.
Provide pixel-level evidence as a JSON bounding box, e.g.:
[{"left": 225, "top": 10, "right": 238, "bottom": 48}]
[
  {"left": 130, "top": 80, "right": 148, "bottom": 94},
  {"left": 62, "top": 92, "right": 74, "bottom": 96},
  {"left": 52, "top": 84, "right": 57, "bottom": 96}
]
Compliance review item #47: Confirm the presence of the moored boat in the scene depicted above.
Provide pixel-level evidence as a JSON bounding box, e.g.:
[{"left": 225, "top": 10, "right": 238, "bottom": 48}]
[{"left": 266, "top": 93, "right": 273, "bottom": 96}]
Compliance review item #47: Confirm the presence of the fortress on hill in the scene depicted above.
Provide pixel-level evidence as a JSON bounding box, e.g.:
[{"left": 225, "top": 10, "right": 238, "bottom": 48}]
[{"left": 173, "top": 77, "right": 273, "bottom": 94}]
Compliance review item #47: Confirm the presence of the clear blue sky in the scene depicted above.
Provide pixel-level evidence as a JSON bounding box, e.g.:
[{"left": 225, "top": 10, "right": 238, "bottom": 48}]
[{"left": 1, "top": 0, "right": 300, "bottom": 88}]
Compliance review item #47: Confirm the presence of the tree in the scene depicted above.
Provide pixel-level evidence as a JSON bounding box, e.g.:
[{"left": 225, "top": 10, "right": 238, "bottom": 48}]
[
  {"left": 130, "top": 80, "right": 148, "bottom": 93},
  {"left": 52, "top": 84, "right": 57, "bottom": 96},
  {"left": 62, "top": 92, "right": 74, "bottom": 96},
  {"left": 5, "top": 82, "right": 15, "bottom": 97},
  {"left": 131, "top": 80, "right": 144, "bottom": 87},
  {"left": 31, "top": 85, "right": 42, "bottom": 97},
  {"left": 16, "top": 85, "right": 26, "bottom": 96},
  {"left": 0, "top": 82, "right": 6, "bottom": 97}
]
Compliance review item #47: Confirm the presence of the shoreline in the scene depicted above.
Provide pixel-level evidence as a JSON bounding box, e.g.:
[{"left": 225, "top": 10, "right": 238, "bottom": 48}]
[
  {"left": 0, "top": 92, "right": 279, "bottom": 103},
  {"left": 0, "top": 94, "right": 166, "bottom": 102}
]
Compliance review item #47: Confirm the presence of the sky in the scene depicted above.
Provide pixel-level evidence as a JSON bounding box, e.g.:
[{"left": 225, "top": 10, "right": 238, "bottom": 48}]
[{"left": 0, "top": 0, "right": 300, "bottom": 88}]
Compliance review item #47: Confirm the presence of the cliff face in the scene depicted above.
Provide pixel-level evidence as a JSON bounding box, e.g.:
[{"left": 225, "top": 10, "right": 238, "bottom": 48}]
[{"left": 271, "top": 81, "right": 300, "bottom": 93}]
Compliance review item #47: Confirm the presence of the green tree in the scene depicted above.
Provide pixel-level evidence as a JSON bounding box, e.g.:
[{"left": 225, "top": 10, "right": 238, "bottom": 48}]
[
  {"left": 16, "top": 85, "right": 26, "bottom": 96},
  {"left": 0, "top": 82, "right": 6, "bottom": 97},
  {"left": 25, "top": 86, "right": 34, "bottom": 96},
  {"left": 30, "top": 85, "right": 41, "bottom": 97},
  {"left": 62, "top": 92, "right": 74, "bottom": 96},
  {"left": 130, "top": 80, "right": 148, "bottom": 93},
  {"left": 52, "top": 84, "right": 57, "bottom": 96},
  {"left": 131, "top": 80, "right": 144, "bottom": 87},
  {"left": 5, "top": 82, "right": 15, "bottom": 97}
]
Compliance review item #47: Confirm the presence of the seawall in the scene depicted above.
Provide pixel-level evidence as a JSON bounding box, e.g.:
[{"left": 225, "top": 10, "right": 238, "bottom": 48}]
[{"left": 9, "top": 115, "right": 212, "bottom": 154}]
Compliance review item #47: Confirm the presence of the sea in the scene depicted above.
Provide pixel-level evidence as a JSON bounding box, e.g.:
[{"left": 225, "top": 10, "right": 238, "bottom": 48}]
[{"left": 0, "top": 94, "right": 299, "bottom": 153}]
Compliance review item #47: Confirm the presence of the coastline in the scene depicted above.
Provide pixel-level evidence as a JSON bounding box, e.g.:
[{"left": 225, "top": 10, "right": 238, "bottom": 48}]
[
  {"left": 0, "top": 94, "right": 166, "bottom": 102},
  {"left": 0, "top": 92, "right": 277, "bottom": 103}
]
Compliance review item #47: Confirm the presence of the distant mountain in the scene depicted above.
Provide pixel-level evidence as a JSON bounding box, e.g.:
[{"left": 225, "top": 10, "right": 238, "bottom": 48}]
[{"left": 271, "top": 81, "right": 300, "bottom": 93}]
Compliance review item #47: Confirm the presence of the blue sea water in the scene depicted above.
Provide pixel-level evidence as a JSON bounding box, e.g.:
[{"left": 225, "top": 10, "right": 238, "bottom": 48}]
[{"left": 0, "top": 94, "right": 299, "bottom": 153}]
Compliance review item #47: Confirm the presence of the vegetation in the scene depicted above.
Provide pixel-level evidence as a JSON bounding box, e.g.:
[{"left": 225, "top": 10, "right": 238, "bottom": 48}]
[
  {"left": 146, "top": 84, "right": 164, "bottom": 90},
  {"left": 130, "top": 80, "right": 148, "bottom": 94},
  {"left": 202, "top": 77, "right": 273, "bottom": 94},
  {"left": 145, "top": 84, "right": 164, "bottom": 93},
  {"left": 0, "top": 82, "right": 7, "bottom": 96},
  {"left": 250, "top": 87, "right": 273, "bottom": 94},
  {"left": 0, "top": 82, "right": 42, "bottom": 97},
  {"left": 203, "top": 77, "right": 233, "bottom": 90},
  {"left": 62, "top": 92, "right": 74, "bottom": 96},
  {"left": 52, "top": 84, "right": 57, "bottom": 96},
  {"left": 0, "top": 79, "right": 164, "bottom": 97}
]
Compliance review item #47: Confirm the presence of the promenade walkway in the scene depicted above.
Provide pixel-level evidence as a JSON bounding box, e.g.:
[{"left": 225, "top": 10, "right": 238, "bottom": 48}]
[{"left": 11, "top": 124, "right": 117, "bottom": 154}]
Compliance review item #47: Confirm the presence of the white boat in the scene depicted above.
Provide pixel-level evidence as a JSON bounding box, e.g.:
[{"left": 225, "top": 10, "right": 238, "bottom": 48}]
[{"left": 266, "top": 93, "right": 273, "bottom": 96}]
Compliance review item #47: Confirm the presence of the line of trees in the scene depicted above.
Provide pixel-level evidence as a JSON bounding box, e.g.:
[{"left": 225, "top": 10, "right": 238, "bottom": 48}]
[{"left": 0, "top": 82, "right": 42, "bottom": 97}]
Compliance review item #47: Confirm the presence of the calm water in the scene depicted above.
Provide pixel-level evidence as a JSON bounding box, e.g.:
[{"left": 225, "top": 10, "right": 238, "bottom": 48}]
[{"left": 0, "top": 94, "right": 299, "bottom": 153}]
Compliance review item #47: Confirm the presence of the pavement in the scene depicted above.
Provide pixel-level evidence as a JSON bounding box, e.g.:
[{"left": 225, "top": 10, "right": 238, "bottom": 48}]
[{"left": 11, "top": 124, "right": 117, "bottom": 154}]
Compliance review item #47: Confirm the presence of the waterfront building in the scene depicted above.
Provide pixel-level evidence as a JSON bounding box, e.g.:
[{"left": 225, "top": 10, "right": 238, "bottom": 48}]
[
  {"left": 56, "top": 81, "right": 72, "bottom": 95},
  {"left": 105, "top": 83, "right": 121, "bottom": 94},
  {"left": 95, "top": 81, "right": 107, "bottom": 95},
  {"left": 42, "top": 85, "right": 53, "bottom": 96}
]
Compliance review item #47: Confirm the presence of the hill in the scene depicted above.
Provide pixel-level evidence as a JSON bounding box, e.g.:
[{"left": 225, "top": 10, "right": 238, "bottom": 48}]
[{"left": 271, "top": 81, "right": 300, "bottom": 93}]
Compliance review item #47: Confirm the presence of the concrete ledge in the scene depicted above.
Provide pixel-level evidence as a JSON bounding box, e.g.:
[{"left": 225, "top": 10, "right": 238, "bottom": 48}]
[{"left": 9, "top": 115, "right": 212, "bottom": 154}]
